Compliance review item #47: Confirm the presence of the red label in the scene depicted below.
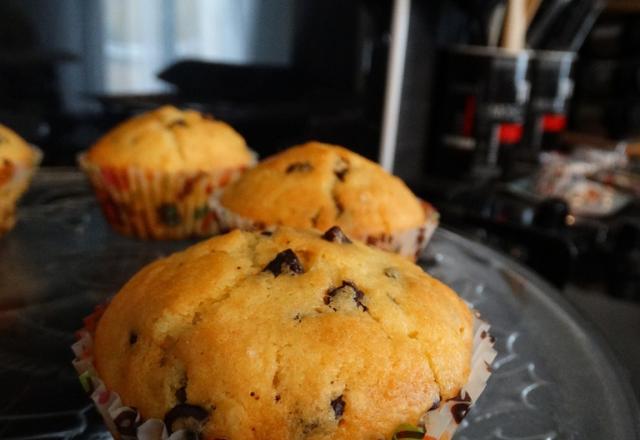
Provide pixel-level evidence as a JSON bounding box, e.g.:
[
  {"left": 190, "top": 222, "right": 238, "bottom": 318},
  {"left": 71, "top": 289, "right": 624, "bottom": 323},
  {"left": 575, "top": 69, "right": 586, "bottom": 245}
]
[
  {"left": 499, "top": 123, "right": 523, "bottom": 144},
  {"left": 542, "top": 114, "right": 566, "bottom": 132}
]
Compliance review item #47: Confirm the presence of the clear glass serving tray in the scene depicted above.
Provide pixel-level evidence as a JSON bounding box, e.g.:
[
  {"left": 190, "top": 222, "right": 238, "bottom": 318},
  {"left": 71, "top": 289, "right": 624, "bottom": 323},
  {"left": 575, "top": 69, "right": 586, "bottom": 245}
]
[{"left": 0, "top": 169, "right": 638, "bottom": 440}]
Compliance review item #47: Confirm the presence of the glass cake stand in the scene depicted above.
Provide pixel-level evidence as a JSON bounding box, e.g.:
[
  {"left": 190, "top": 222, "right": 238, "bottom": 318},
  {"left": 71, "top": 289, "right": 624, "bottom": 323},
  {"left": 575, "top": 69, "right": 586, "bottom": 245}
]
[{"left": 0, "top": 168, "right": 638, "bottom": 439}]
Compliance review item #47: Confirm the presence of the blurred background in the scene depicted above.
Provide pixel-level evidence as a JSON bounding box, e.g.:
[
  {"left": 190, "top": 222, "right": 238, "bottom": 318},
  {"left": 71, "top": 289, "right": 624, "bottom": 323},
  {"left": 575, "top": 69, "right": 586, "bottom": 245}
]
[{"left": 1, "top": 0, "right": 639, "bottom": 385}]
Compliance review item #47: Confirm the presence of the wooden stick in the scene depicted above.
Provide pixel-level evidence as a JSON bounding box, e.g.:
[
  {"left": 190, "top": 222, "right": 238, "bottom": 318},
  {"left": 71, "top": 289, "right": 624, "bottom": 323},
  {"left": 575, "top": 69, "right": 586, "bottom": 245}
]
[
  {"left": 526, "top": 0, "right": 543, "bottom": 26},
  {"left": 488, "top": 2, "right": 507, "bottom": 47},
  {"left": 501, "top": 0, "right": 527, "bottom": 52}
]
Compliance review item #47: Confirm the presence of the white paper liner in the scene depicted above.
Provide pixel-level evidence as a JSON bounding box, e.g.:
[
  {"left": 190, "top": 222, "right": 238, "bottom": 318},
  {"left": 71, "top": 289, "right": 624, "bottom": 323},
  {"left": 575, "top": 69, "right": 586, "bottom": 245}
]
[
  {"left": 78, "top": 153, "right": 255, "bottom": 239},
  {"left": 72, "top": 307, "right": 495, "bottom": 440},
  {"left": 209, "top": 197, "right": 440, "bottom": 260},
  {"left": 0, "top": 146, "right": 43, "bottom": 234},
  {"left": 419, "top": 312, "right": 497, "bottom": 439}
]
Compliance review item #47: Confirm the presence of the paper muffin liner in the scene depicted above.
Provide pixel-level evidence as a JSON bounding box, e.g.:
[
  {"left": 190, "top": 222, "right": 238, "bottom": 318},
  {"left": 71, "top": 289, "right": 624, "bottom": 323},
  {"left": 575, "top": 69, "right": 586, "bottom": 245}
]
[
  {"left": 78, "top": 154, "right": 255, "bottom": 239},
  {"left": 417, "top": 311, "right": 497, "bottom": 440},
  {"left": 72, "top": 305, "right": 495, "bottom": 440},
  {"left": 209, "top": 198, "right": 440, "bottom": 260},
  {"left": 0, "top": 146, "right": 43, "bottom": 235}
]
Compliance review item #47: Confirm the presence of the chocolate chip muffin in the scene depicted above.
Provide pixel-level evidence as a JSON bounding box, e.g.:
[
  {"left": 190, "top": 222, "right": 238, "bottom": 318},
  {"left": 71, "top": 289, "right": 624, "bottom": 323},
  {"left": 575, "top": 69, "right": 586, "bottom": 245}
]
[
  {"left": 0, "top": 124, "right": 41, "bottom": 235},
  {"left": 215, "top": 142, "right": 438, "bottom": 259},
  {"left": 79, "top": 105, "right": 255, "bottom": 239},
  {"left": 91, "top": 226, "right": 472, "bottom": 439}
]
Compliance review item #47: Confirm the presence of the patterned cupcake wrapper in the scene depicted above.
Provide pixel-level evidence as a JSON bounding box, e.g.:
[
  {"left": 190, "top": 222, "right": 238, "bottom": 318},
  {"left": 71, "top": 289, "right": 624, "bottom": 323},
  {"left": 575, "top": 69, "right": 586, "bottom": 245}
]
[
  {"left": 72, "top": 306, "right": 495, "bottom": 440},
  {"left": 78, "top": 154, "right": 255, "bottom": 240},
  {"left": 0, "top": 146, "right": 43, "bottom": 234},
  {"left": 209, "top": 198, "right": 440, "bottom": 260}
]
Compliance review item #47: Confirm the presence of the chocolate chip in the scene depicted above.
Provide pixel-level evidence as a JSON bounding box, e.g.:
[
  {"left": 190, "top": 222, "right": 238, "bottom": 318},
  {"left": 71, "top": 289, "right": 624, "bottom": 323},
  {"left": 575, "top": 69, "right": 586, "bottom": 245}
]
[
  {"left": 451, "top": 402, "right": 470, "bottom": 424},
  {"left": 168, "top": 119, "right": 188, "bottom": 128},
  {"left": 334, "top": 158, "right": 349, "bottom": 181},
  {"left": 129, "top": 332, "right": 138, "bottom": 345},
  {"left": 164, "top": 404, "right": 209, "bottom": 434},
  {"left": 260, "top": 230, "right": 273, "bottom": 236},
  {"left": 114, "top": 408, "right": 139, "bottom": 436},
  {"left": 263, "top": 249, "right": 304, "bottom": 276},
  {"left": 353, "top": 291, "right": 367, "bottom": 311},
  {"left": 175, "top": 385, "right": 187, "bottom": 403},
  {"left": 275, "top": 394, "right": 281, "bottom": 402},
  {"left": 331, "top": 395, "right": 345, "bottom": 418},
  {"left": 286, "top": 161, "right": 313, "bottom": 173},
  {"left": 447, "top": 391, "right": 471, "bottom": 424},
  {"left": 324, "top": 281, "right": 368, "bottom": 312},
  {"left": 383, "top": 267, "right": 399, "bottom": 279},
  {"left": 322, "top": 226, "right": 352, "bottom": 244}
]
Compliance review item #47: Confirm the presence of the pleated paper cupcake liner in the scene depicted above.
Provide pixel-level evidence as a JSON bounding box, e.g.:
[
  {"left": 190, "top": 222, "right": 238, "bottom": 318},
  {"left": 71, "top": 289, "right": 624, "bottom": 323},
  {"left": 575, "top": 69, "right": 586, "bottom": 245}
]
[
  {"left": 72, "top": 305, "right": 495, "bottom": 440},
  {"left": 0, "top": 146, "right": 43, "bottom": 235},
  {"left": 209, "top": 198, "right": 440, "bottom": 260},
  {"left": 78, "top": 154, "right": 254, "bottom": 240},
  {"left": 416, "top": 312, "right": 497, "bottom": 440}
]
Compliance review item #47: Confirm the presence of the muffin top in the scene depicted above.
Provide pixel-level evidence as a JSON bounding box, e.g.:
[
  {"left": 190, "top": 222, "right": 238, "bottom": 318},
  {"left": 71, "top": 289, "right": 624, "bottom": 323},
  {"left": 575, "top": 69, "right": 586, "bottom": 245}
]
[
  {"left": 0, "top": 124, "right": 38, "bottom": 167},
  {"left": 219, "top": 142, "right": 427, "bottom": 240},
  {"left": 94, "top": 227, "right": 472, "bottom": 440},
  {"left": 84, "top": 105, "right": 253, "bottom": 172}
]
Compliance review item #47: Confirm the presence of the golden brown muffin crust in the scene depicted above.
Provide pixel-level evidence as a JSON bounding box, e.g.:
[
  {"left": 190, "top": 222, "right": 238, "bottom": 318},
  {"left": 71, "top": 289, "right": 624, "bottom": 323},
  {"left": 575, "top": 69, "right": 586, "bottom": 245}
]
[
  {"left": 94, "top": 227, "right": 472, "bottom": 440},
  {"left": 219, "top": 142, "right": 426, "bottom": 240},
  {"left": 85, "top": 105, "right": 253, "bottom": 172}
]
